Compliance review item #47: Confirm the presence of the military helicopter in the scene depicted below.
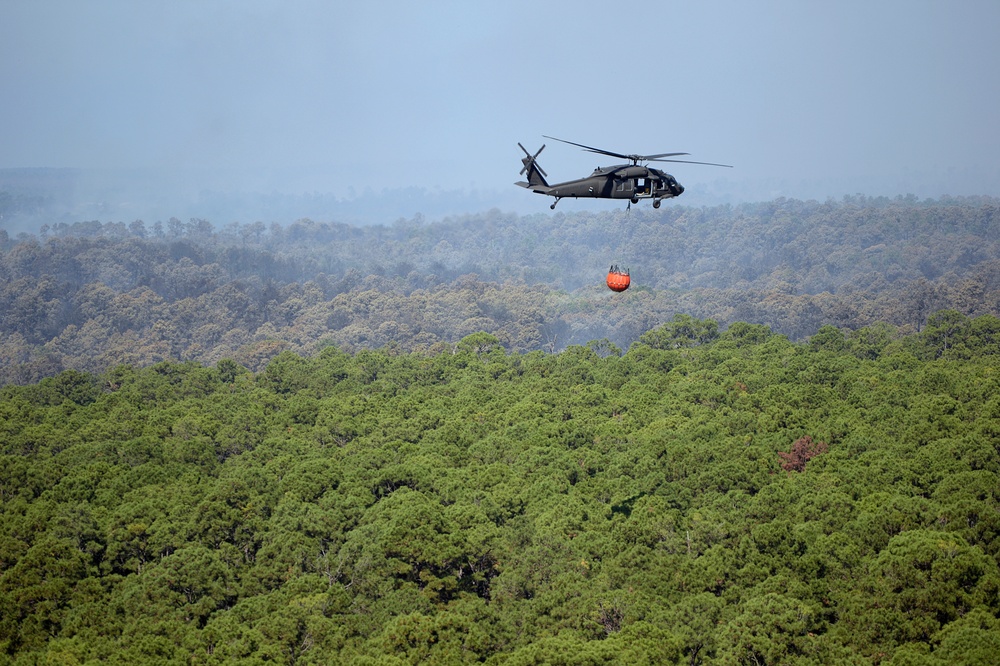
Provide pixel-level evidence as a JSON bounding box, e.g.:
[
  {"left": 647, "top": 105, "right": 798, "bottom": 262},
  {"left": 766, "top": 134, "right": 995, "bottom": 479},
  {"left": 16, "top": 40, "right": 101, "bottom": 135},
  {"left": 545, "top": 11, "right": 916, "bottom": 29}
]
[{"left": 516, "top": 135, "right": 731, "bottom": 209}]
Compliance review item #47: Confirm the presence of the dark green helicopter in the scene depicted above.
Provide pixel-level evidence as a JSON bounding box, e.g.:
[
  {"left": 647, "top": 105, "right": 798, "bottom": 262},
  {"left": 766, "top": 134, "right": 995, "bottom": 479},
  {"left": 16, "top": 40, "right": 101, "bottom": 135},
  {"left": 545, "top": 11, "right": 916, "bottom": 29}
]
[{"left": 516, "top": 135, "right": 731, "bottom": 209}]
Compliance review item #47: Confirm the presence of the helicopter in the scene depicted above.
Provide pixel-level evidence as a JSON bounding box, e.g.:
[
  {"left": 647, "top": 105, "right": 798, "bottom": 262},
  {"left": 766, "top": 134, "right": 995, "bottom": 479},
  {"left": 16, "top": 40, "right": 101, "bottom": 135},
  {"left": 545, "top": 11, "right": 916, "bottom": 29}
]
[{"left": 516, "top": 135, "right": 731, "bottom": 209}]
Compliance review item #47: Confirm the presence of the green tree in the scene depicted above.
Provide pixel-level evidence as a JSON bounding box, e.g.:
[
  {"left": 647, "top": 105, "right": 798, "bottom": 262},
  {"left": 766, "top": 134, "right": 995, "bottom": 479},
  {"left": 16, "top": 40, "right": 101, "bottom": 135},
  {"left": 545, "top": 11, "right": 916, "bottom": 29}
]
[
  {"left": 639, "top": 314, "right": 720, "bottom": 350},
  {"left": 850, "top": 530, "right": 1000, "bottom": 652}
]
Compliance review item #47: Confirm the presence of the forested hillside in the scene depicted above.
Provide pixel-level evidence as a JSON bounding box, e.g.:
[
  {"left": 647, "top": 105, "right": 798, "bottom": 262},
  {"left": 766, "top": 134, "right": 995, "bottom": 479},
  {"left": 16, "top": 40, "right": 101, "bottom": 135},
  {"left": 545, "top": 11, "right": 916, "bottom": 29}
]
[
  {"left": 2, "top": 320, "right": 999, "bottom": 664},
  {"left": 2, "top": 195, "right": 999, "bottom": 385}
]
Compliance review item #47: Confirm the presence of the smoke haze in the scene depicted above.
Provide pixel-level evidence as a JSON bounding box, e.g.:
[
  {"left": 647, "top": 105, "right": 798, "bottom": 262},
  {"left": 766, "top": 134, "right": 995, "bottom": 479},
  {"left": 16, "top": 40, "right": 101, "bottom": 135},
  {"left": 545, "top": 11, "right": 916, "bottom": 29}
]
[{"left": 3, "top": 1, "right": 999, "bottom": 229}]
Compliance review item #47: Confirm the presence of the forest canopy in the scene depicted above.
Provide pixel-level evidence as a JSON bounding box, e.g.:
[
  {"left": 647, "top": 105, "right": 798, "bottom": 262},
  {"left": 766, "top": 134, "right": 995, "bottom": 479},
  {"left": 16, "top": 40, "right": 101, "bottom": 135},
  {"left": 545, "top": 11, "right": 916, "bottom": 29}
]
[
  {"left": 1, "top": 322, "right": 999, "bottom": 663},
  {"left": 1, "top": 195, "right": 998, "bottom": 385},
  {"left": 3, "top": 196, "right": 1000, "bottom": 662}
]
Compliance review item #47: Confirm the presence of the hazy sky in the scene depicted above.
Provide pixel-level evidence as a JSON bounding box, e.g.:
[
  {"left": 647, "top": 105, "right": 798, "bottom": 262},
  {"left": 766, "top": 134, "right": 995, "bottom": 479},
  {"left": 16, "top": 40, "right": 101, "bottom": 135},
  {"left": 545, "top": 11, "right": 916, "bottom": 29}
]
[{"left": 3, "top": 0, "right": 999, "bottom": 209}]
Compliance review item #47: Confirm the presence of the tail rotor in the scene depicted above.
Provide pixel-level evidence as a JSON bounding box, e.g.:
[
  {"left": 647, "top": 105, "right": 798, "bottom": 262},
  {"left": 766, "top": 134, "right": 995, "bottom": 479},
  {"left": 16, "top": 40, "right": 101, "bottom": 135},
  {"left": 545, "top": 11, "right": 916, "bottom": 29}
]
[{"left": 519, "top": 143, "right": 547, "bottom": 178}]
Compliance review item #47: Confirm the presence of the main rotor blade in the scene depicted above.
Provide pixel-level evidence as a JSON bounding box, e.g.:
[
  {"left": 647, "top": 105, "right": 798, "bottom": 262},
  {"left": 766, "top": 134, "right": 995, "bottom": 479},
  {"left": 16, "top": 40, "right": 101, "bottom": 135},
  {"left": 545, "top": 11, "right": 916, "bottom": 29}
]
[
  {"left": 543, "top": 135, "right": 731, "bottom": 168},
  {"left": 543, "top": 136, "right": 708, "bottom": 164},
  {"left": 649, "top": 157, "right": 733, "bottom": 168},
  {"left": 543, "top": 135, "right": 631, "bottom": 161}
]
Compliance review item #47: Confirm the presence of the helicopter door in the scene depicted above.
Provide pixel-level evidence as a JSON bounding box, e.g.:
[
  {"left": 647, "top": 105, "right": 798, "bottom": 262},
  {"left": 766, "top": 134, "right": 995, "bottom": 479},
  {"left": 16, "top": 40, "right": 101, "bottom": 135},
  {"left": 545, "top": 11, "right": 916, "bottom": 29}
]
[{"left": 616, "top": 178, "right": 632, "bottom": 194}]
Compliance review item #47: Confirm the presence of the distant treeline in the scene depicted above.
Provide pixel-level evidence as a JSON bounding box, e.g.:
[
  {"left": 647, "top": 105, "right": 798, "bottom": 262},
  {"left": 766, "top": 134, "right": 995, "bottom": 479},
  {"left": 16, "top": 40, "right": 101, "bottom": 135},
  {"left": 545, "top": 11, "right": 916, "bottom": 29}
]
[
  {"left": 1, "top": 195, "right": 999, "bottom": 384},
  {"left": 0, "top": 168, "right": 530, "bottom": 230}
]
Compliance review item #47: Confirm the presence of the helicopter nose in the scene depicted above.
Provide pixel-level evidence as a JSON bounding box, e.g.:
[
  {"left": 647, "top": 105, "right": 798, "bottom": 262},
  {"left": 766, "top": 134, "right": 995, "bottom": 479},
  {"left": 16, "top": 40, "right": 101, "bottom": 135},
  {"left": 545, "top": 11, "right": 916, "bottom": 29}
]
[{"left": 676, "top": 183, "right": 684, "bottom": 195}]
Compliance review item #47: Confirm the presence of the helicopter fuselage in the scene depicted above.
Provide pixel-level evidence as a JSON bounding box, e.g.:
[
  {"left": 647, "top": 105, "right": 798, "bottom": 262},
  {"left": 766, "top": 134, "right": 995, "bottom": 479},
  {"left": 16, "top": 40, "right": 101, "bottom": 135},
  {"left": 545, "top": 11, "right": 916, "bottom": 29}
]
[
  {"left": 546, "top": 165, "right": 682, "bottom": 200},
  {"left": 517, "top": 164, "right": 683, "bottom": 209}
]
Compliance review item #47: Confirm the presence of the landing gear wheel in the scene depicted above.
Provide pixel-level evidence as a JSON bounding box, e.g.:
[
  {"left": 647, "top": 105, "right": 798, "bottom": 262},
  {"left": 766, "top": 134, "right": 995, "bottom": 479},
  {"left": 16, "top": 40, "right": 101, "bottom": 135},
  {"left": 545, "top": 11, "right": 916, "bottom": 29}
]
[
  {"left": 630, "top": 196, "right": 639, "bottom": 205},
  {"left": 653, "top": 199, "right": 661, "bottom": 209}
]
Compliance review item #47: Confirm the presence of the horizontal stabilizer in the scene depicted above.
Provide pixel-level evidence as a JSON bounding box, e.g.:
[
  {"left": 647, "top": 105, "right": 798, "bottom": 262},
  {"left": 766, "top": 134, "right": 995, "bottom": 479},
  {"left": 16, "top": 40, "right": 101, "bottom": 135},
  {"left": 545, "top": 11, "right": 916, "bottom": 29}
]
[{"left": 516, "top": 181, "right": 550, "bottom": 194}]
